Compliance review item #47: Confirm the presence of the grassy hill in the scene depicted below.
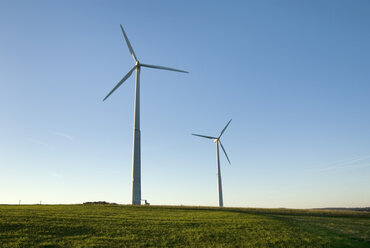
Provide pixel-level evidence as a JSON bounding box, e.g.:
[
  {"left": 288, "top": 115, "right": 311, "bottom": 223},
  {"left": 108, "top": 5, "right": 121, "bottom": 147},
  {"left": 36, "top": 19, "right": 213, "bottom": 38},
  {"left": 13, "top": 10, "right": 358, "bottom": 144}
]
[{"left": 0, "top": 204, "right": 369, "bottom": 247}]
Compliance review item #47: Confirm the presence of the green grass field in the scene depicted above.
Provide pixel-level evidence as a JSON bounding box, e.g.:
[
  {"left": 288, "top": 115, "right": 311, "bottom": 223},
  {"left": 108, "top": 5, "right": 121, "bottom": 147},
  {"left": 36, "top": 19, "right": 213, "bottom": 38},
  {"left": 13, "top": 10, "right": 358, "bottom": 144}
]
[{"left": 0, "top": 204, "right": 369, "bottom": 247}]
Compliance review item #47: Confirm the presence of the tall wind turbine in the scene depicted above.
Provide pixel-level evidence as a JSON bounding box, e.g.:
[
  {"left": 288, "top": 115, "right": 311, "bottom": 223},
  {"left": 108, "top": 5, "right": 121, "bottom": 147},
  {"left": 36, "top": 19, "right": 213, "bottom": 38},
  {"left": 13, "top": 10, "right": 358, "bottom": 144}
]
[
  {"left": 192, "top": 119, "right": 232, "bottom": 207},
  {"left": 103, "top": 25, "right": 188, "bottom": 205}
]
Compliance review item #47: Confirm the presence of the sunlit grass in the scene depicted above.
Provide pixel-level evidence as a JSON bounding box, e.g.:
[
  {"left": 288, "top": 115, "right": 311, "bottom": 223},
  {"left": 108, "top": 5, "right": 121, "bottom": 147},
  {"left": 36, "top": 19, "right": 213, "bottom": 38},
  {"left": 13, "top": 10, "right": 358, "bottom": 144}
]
[{"left": 0, "top": 205, "right": 369, "bottom": 247}]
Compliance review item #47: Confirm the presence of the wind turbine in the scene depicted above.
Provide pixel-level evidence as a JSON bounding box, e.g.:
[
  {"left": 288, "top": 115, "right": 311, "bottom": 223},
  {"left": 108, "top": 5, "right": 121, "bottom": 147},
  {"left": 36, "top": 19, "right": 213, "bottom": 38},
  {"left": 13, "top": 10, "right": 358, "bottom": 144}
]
[
  {"left": 103, "top": 25, "right": 188, "bottom": 205},
  {"left": 192, "top": 119, "right": 232, "bottom": 207}
]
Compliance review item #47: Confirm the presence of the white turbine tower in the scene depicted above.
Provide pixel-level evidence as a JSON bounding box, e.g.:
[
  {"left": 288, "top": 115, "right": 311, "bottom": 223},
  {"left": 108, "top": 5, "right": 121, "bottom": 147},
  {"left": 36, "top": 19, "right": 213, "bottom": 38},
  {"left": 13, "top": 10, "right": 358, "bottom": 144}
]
[
  {"left": 103, "top": 25, "right": 188, "bottom": 205},
  {"left": 192, "top": 119, "right": 232, "bottom": 207}
]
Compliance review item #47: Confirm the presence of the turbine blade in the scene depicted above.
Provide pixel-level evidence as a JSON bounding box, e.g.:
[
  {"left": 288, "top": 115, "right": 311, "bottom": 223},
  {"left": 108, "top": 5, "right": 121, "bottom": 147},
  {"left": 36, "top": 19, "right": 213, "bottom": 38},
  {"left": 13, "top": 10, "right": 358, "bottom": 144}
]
[
  {"left": 192, "top": 134, "right": 217, "bottom": 139},
  {"left": 120, "top": 24, "right": 138, "bottom": 62},
  {"left": 219, "top": 119, "right": 232, "bottom": 138},
  {"left": 103, "top": 66, "right": 136, "bottom": 101},
  {"left": 219, "top": 141, "right": 231, "bottom": 164},
  {"left": 140, "top": 63, "right": 188, "bottom": 73}
]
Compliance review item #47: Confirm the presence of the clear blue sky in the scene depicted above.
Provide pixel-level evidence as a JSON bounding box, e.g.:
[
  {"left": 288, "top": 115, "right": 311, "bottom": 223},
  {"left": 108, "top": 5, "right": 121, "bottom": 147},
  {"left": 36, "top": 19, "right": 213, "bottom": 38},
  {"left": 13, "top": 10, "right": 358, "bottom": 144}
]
[{"left": 1, "top": 0, "right": 369, "bottom": 208}]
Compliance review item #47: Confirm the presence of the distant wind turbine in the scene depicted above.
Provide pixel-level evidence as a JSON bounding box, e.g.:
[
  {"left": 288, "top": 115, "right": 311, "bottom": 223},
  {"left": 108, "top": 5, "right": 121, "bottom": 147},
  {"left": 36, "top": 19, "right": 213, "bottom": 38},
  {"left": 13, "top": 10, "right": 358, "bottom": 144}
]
[
  {"left": 192, "top": 119, "right": 232, "bottom": 207},
  {"left": 103, "top": 24, "right": 188, "bottom": 205}
]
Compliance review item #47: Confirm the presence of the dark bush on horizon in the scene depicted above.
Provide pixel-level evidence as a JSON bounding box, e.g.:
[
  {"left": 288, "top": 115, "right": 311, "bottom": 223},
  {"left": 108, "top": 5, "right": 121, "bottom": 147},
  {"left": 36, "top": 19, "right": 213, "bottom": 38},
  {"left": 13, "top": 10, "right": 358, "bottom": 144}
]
[{"left": 82, "top": 201, "right": 117, "bottom": 205}]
